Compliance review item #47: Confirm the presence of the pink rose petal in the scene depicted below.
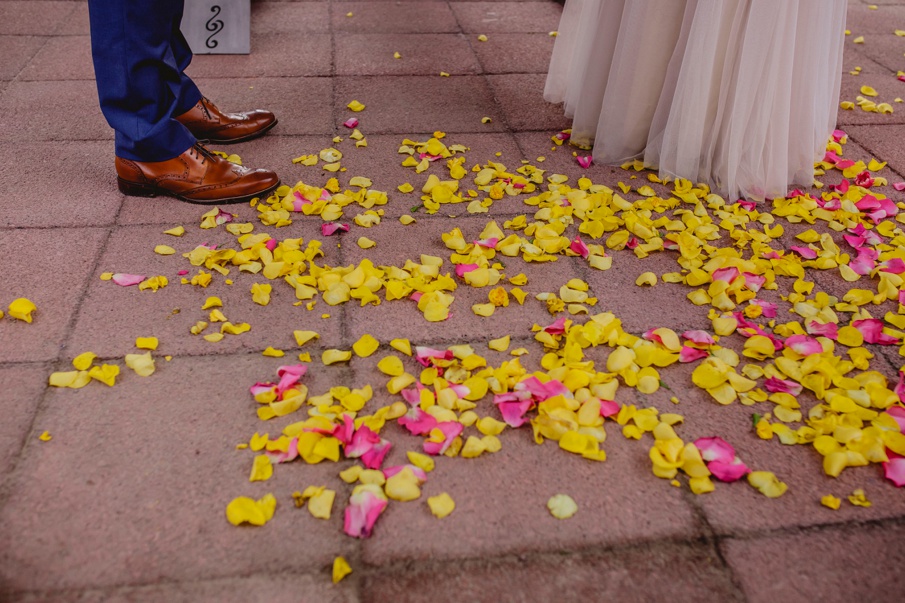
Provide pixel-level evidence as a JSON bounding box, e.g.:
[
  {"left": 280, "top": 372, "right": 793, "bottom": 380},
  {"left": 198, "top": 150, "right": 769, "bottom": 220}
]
[
  {"left": 709, "top": 459, "right": 751, "bottom": 483},
  {"left": 576, "top": 156, "right": 593, "bottom": 169},
  {"left": 111, "top": 273, "right": 146, "bottom": 286},
  {"left": 784, "top": 335, "right": 823, "bottom": 357},
  {"left": 853, "top": 318, "right": 900, "bottom": 345},
  {"left": 599, "top": 400, "right": 620, "bottom": 418},
  {"left": 344, "top": 487, "right": 387, "bottom": 538},
  {"left": 693, "top": 437, "right": 736, "bottom": 464},
  {"left": 764, "top": 376, "right": 803, "bottom": 396},
  {"left": 570, "top": 236, "right": 590, "bottom": 259},
  {"left": 414, "top": 346, "right": 454, "bottom": 367},
  {"left": 679, "top": 346, "right": 709, "bottom": 363},
  {"left": 398, "top": 408, "right": 439, "bottom": 436},
  {"left": 682, "top": 330, "right": 715, "bottom": 346},
  {"left": 423, "top": 421, "right": 463, "bottom": 456},
  {"left": 883, "top": 451, "right": 905, "bottom": 487},
  {"left": 321, "top": 223, "right": 350, "bottom": 236},
  {"left": 343, "top": 118, "right": 359, "bottom": 128}
]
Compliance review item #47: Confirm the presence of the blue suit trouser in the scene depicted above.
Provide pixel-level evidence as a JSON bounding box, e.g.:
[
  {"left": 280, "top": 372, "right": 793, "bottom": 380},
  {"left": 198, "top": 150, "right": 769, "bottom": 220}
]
[{"left": 88, "top": 0, "right": 202, "bottom": 161}]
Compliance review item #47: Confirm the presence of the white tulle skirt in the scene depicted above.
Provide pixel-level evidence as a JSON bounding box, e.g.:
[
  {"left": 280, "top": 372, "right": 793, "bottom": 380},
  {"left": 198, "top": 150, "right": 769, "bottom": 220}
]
[{"left": 544, "top": 0, "right": 847, "bottom": 201}]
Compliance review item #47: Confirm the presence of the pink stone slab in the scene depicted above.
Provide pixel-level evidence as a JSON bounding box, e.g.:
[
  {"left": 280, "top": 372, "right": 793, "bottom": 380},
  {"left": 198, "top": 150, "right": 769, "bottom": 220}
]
[{"left": 0, "top": 353, "right": 357, "bottom": 592}]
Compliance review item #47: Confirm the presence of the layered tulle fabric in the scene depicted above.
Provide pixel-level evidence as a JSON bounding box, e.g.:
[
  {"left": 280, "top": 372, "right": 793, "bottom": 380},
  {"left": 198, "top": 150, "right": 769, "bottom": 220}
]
[{"left": 545, "top": 0, "right": 847, "bottom": 201}]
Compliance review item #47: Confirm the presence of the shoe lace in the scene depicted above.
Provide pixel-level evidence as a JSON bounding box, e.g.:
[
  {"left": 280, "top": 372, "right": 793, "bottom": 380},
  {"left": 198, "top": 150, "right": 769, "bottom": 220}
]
[{"left": 188, "top": 143, "right": 215, "bottom": 165}]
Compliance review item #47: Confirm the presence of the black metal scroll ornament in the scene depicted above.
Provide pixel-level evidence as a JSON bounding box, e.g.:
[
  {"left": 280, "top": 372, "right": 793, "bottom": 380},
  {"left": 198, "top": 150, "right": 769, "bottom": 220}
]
[{"left": 205, "top": 5, "right": 224, "bottom": 49}]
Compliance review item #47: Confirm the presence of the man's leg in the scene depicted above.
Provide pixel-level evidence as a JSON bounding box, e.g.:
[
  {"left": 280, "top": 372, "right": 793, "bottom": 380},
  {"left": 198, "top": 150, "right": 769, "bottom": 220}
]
[{"left": 88, "top": 0, "right": 197, "bottom": 161}]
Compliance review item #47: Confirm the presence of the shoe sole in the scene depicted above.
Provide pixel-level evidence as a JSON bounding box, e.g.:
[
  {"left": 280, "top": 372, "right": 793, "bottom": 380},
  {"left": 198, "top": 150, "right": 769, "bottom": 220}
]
[
  {"left": 118, "top": 177, "right": 281, "bottom": 205},
  {"left": 196, "top": 118, "right": 279, "bottom": 145}
]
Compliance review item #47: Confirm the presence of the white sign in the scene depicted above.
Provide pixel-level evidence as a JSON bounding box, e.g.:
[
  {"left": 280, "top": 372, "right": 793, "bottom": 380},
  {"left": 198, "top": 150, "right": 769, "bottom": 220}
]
[{"left": 181, "top": 0, "right": 250, "bottom": 55}]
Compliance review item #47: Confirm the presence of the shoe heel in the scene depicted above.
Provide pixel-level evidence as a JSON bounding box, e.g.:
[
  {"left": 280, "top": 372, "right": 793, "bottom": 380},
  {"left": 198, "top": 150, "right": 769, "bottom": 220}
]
[{"left": 117, "top": 178, "right": 158, "bottom": 198}]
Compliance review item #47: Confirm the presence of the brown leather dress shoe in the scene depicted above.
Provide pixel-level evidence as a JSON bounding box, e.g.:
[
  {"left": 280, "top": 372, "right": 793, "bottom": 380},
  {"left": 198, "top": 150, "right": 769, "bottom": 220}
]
[
  {"left": 175, "top": 97, "right": 277, "bottom": 144},
  {"left": 116, "top": 143, "right": 280, "bottom": 204}
]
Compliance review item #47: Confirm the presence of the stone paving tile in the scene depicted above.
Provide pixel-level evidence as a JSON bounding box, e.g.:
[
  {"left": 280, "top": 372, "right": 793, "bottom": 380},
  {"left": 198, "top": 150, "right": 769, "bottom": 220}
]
[
  {"left": 185, "top": 33, "right": 332, "bottom": 79},
  {"left": 451, "top": 1, "right": 564, "bottom": 33},
  {"left": 0, "top": 141, "right": 122, "bottom": 228},
  {"left": 335, "top": 75, "right": 506, "bottom": 134},
  {"left": 362, "top": 542, "right": 741, "bottom": 603},
  {"left": 487, "top": 74, "right": 572, "bottom": 132},
  {"left": 0, "top": 353, "right": 357, "bottom": 593},
  {"left": 0, "top": 1, "right": 77, "bottom": 36},
  {"left": 723, "top": 522, "right": 905, "bottom": 603},
  {"left": 332, "top": 2, "right": 459, "bottom": 33},
  {"left": 356, "top": 414, "right": 702, "bottom": 564},
  {"left": 0, "top": 36, "right": 47, "bottom": 80},
  {"left": 18, "top": 35, "right": 92, "bottom": 81},
  {"left": 250, "top": 0, "right": 331, "bottom": 34},
  {"left": 0, "top": 80, "right": 110, "bottom": 142},
  {"left": 0, "top": 227, "right": 108, "bottom": 363},
  {"left": 191, "top": 77, "right": 334, "bottom": 137},
  {"left": 472, "top": 32, "right": 556, "bottom": 74},
  {"left": 12, "top": 574, "right": 357, "bottom": 603},
  {"left": 341, "top": 216, "right": 574, "bottom": 344},
  {"left": 657, "top": 360, "right": 905, "bottom": 536},
  {"left": 0, "top": 364, "right": 48, "bottom": 480},
  {"left": 65, "top": 224, "right": 344, "bottom": 359},
  {"left": 335, "top": 33, "right": 481, "bottom": 77}
]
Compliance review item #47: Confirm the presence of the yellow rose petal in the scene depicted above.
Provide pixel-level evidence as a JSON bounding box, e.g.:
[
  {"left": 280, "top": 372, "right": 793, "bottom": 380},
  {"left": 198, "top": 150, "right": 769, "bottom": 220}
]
[
  {"left": 488, "top": 335, "right": 510, "bottom": 351},
  {"left": 124, "top": 352, "right": 155, "bottom": 377},
  {"left": 547, "top": 494, "right": 578, "bottom": 519},
  {"left": 38, "top": 431, "right": 52, "bottom": 442},
  {"left": 154, "top": 245, "right": 176, "bottom": 255},
  {"left": 821, "top": 494, "right": 841, "bottom": 510},
  {"left": 135, "top": 337, "right": 159, "bottom": 351},
  {"left": 332, "top": 556, "right": 352, "bottom": 583},
  {"left": 163, "top": 226, "right": 185, "bottom": 236},
  {"left": 225, "top": 493, "right": 276, "bottom": 526},
  {"left": 357, "top": 237, "right": 376, "bottom": 249},
  {"left": 7, "top": 298, "right": 37, "bottom": 323},
  {"left": 353, "top": 334, "right": 380, "bottom": 357},
  {"left": 427, "top": 492, "right": 456, "bottom": 518},
  {"left": 347, "top": 100, "right": 365, "bottom": 112},
  {"left": 747, "top": 471, "right": 787, "bottom": 498},
  {"left": 72, "top": 351, "right": 97, "bottom": 371},
  {"left": 249, "top": 455, "right": 273, "bottom": 482},
  {"left": 262, "top": 347, "right": 285, "bottom": 358},
  {"left": 323, "top": 349, "right": 352, "bottom": 365},
  {"left": 390, "top": 338, "right": 412, "bottom": 356},
  {"left": 293, "top": 330, "right": 320, "bottom": 346}
]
